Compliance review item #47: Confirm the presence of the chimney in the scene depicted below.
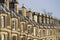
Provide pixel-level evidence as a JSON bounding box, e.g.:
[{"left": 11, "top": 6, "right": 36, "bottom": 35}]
[{"left": 27, "top": 8, "right": 32, "bottom": 20}]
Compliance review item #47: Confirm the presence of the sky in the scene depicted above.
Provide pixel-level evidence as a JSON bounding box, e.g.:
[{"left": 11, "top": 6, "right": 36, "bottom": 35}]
[{"left": 18, "top": 0, "right": 60, "bottom": 19}]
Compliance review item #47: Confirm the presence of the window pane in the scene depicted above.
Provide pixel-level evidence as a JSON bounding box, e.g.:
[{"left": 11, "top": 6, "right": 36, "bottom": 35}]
[
  {"left": 1, "top": 16, "right": 5, "bottom": 28},
  {"left": 21, "top": 23, "right": 24, "bottom": 32},
  {"left": 21, "top": 37, "right": 25, "bottom": 40},
  {"left": 1, "top": 34, "right": 5, "bottom": 40},
  {"left": 13, "top": 36, "right": 16, "bottom": 40},
  {"left": 34, "top": 27, "right": 36, "bottom": 36},
  {"left": 28, "top": 26, "right": 31, "bottom": 33},
  {"left": 12, "top": 20, "right": 16, "bottom": 30},
  {"left": 43, "top": 30, "right": 45, "bottom": 36},
  {"left": 50, "top": 30, "right": 52, "bottom": 35}
]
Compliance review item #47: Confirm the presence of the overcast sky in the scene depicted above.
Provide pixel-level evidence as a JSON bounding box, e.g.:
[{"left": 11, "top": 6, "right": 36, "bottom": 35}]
[{"left": 18, "top": 0, "right": 60, "bottom": 19}]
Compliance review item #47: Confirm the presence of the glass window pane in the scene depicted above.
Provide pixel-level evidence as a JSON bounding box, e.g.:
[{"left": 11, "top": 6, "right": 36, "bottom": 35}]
[
  {"left": 28, "top": 26, "right": 31, "bottom": 33},
  {"left": 1, "top": 34, "right": 5, "bottom": 40},
  {"left": 1, "top": 16, "right": 5, "bottom": 28},
  {"left": 12, "top": 20, "right": 16, "bottom": 30},
  {"left": 21, "top": 23, "right": 24, "bottom": 32},
  {"left": 13, "top": 36, "right": 16, "bottom": 40}
]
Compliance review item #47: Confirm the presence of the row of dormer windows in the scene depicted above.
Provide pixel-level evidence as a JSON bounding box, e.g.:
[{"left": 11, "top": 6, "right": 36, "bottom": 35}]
[{"left": 32, "top": 15, "right": 54, "bottom": 24}]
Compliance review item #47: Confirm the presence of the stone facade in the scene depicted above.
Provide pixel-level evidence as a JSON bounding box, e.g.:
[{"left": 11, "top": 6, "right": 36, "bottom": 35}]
[{"left": 0, "top": 0, "right": 60, "bottom": 40}]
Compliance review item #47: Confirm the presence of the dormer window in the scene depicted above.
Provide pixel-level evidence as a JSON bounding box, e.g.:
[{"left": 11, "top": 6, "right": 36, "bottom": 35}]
[
  {"left": 9, "top": 4, "right": 14, "bottom": 10},
  {"left": 40, "top": 16, "right": 42, "bottom": 24},
  {"left": 47, "top": 18, "right": 49, "bottom": 24},
  {"left": 42, "top": 16, "right": 44, "bottom": 23}
]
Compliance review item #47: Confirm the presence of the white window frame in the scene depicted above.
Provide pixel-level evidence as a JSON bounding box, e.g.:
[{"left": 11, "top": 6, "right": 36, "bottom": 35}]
[
  {"left": 46, "top": 30, "right": 49, "bottom": 35},
  {"left": 1, "top": 16, "right": 5, "bottom": 28},
  {"left": 34, "top": 27, "right": 36, "bottom": 36},
  {"left": 1, "top": 34, "right": 5, "bottom": 40},
  {"left": 28, "top": 25, "right": 31, "bottom": 34},
  {"left": 21, "top": 23, "right": 24, "bottom": 32},
  {"left": 12, "top": 20, "right": 16, "bottom": 30},
  {"left": 47, "top": 18, "right": 49, "bottom": 24},
  {"left": 12, "top": 19, "right": 17, "bottom": 30}
]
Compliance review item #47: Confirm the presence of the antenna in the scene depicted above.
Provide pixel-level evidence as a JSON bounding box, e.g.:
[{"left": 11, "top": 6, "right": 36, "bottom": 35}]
[
  {"left": 42, "top": 9, "right": 47, "bottom": 14},
  {"left": 29, "top": 8, "right": 32, "bottom": 11},
  {"left": 41, "top": 8, "right": 53, "bottom": 16},
  {"left": 47, "top": 12, "right": 53, "bottom": 16},
  {"left": 22, "top": 3, "right": 25, "bottom": 6}
]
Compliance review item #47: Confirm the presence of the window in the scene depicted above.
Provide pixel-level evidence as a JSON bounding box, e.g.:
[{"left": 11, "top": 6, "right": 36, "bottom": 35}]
[
  {"left": 28, "top": 26, "right": 31, "bottom": 33},
  {"left": 50, "top": 39, "right": 52, "bottom": 40},
  {"left": 21, "top": 37, "right": 25, "bottom": 40},
  {"left": 58, "top": 29, "right": 60, "bottom": 32},
  {"left": 12, "top": 20, "right": 16, "bottom": 30},
  {"left": 50, "top": 30, "right": 52, "bottom": 35},
  {"left": 39, "top": 30, "right": 41, "bottom": 37},
  {"left": 33, "top": 27, "right": 37, "bottom": 36},
  {"left": 1, "top": 16, "right": 5, "bottom": 28},
  {"left": 9, "top": 4, "right": 14, "bottom": 10},
  {"left": 41, "top": 15, "right": 44, "bottom": 24},
  {"left": 43, "top": 30, "right": 45, "bottom": 36},
  {"left": 45, "top": 17, "right": 47, "bottom": 24},
  {"left": 40, "top": 39, "right": 42, "bottom": 40},
  {"left": 46, "top": 30, "right": 49, "bottom": 35},
  {"left": 1, "top": 34, "right": 5, "bottom": 40},
  {"left": 34, "top": 15, "right": 37, "bottom": 22},
  {"left": 47, "top": 18, "right": 49, "bottom": 24},
  {"left": 12, "top": 36, "right": 16, "bottom": 40},
  {"left": 50, "top": 19, "right": 53, "bottom": 24},
  {"left": 21, "top": 23, "right": 24, "bottom": 32},
  {"left": 58, "top": 37, "right": 60, "bottom": 40},
  {"left": 40, "top": 17, "right": 42, "bottom": 24},
  {"left": 44, "top": 17, "right": 46, "bottom": 24},
  {"left": 49, "top": 17, "right": 50, "bottom": 24},
  {"left": 28, "top": 39, "right": 31, "bottom": 40}
]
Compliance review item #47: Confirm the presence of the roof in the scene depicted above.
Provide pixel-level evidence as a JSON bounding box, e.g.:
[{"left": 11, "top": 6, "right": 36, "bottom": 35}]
[{"left": 0, "top": 3, "right": 60, "bottom": 28}]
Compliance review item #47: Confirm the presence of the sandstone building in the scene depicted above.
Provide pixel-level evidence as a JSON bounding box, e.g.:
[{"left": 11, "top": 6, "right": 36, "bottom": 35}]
[{"left": 0, "top": 0, "right": 60, "bottom": 40}]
